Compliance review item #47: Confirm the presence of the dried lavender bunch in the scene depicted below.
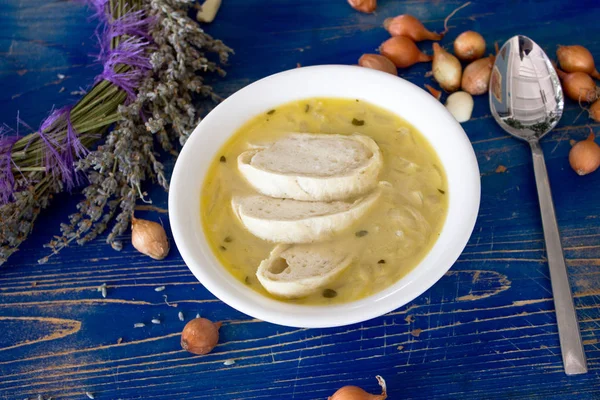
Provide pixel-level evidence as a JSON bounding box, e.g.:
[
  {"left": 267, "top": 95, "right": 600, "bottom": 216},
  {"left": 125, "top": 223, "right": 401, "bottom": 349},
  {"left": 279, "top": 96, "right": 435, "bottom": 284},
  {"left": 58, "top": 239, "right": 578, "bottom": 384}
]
[
  {"left": 42, "top": 0, "right": 232, "bottom": 262},
  {"left": 0, "top": 0, "right": 231, "bottom": 265}
]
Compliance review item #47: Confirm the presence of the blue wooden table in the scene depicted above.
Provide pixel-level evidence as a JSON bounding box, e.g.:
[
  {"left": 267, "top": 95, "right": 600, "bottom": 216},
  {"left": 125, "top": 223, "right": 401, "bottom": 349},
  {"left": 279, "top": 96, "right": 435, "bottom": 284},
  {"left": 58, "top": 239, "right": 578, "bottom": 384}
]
[{"left": 2, "top": 0, "right": 600, "bottom": 398}]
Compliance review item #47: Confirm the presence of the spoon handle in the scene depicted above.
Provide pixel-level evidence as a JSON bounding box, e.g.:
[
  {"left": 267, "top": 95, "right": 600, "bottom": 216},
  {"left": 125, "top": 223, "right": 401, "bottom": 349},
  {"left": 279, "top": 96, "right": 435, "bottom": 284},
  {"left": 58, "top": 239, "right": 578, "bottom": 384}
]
[{"left": 530, "top": 139, "right": 587, "bottom": 375}]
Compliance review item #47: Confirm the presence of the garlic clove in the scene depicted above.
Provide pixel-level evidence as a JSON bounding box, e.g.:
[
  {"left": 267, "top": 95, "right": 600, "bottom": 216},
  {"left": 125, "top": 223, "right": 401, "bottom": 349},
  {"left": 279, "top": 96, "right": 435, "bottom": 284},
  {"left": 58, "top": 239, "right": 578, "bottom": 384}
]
[
  {"left": 445, "top": 91, "right": 474, "bottom": 123},
  {"left": 196, "top": 0, "right": 222, "bottom": 23},
  {"left": 131, "top": 217, "right": 170, "bottom": 260}
]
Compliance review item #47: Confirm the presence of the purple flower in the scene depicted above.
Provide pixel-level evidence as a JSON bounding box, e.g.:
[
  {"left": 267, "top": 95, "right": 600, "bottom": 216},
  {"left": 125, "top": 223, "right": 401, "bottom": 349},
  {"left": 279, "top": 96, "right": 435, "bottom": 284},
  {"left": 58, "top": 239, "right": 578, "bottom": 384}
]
[
  {"left": 96, "top": 37, "right": 152, "bottom": 101},
  {"left": 38, "top": 107, "right": 89, "bottom": 190}
]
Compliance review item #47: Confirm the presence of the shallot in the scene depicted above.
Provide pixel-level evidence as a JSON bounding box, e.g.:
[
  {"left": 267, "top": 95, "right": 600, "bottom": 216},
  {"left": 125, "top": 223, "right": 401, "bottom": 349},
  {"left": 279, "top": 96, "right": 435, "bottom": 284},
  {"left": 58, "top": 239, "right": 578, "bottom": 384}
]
[
  {"left": 453, "top": 31, "right": 486, "bottom": 62},
  {"left": 556, "top": 68, "right": 597, "bottom": 103},
  {"left": 359, "top": 54, "right": 397, "bottom": 75},
  {"left": 569, "top": 131, "right": 600, "bottom": 176},
  {"left": 348, "top": 0, "right": 376, "bottom": 13},
  {"left": 557, "top": 45, "right": 600, "bottom": 79},
  {"left": 589, "top": 99, "right": 600, "bottom": 122},
  {"left": 329, "top": 376, "right": 387, "bottom": 400},
  {"left": 383, "top": 15, "right": 441, "bottom": 41},
  {"left": 380, "top": 37, "right": 432, "bottom": 68},
  {"left": 432, "top": 43, "right": 462, "bottom": 92},
  {"left": 461, "top": 55, "right": 495, "bottom": 95}
]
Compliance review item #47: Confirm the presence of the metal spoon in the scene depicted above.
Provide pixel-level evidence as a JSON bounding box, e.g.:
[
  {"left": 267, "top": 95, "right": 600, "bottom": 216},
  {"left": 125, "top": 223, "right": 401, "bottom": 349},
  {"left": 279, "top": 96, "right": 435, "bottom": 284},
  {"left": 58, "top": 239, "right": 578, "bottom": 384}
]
[{"left": 489, "top": 35, "right": 587, "bottom": 375}]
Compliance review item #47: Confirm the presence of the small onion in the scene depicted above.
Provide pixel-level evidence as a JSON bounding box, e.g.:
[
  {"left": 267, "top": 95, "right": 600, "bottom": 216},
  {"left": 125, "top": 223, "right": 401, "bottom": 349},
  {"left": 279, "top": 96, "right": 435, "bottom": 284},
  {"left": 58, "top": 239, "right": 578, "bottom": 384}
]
[
  {"left": 181, "top": 318, "right": 222, "bottom": 355},
  {"left": 131, "top": 217, "right": 170, "bottom": 260},
  {"left": 348, "top": 0, "right": 376, "bottom": 13},
  {"left": 379, "top": 36, "right": 432, "bottom": 68},
  {"left": 358, "top": 54, "right": 397, "bottom": 75},
  {"left": 589, "top": 99, "right": 600, "bottom": 122},
  {"left": 557, "top": 45, "right": 600, "bottom": 80},
  {"left": 432, "top": 43, "right": 462, "bottom": 92},
  {"left": 461, "top": 55, "right": 495, "bottom": 95},
  {"left": 383, "top": 15, "right": 442, "bottom": 42},
  {"left": 454, "top": 31, "right": 486, "bottom": 62},
  {"left": 569, "top": 132, "right": 600, "bottom": 176},
  {"left": 556, "top": 68, "right": 597, "bottom": 103},
  {"left": 329, "top": 376, "right": 387, "bottom": 400}
]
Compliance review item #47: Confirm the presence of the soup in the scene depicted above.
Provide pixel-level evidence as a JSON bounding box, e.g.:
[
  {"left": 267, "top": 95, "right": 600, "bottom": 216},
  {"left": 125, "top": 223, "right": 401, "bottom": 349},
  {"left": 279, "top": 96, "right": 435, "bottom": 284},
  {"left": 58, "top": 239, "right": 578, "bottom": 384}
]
[{"left": 201, "top": 97, "right": 448, "bottom": 305}]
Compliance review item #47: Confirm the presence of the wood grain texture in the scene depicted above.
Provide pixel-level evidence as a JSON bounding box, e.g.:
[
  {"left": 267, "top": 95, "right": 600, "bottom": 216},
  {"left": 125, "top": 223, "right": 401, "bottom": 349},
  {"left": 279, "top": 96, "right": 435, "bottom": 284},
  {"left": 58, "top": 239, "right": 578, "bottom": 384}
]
[{"left": 2, "top": 0, "right": 600, "bottom": 398}]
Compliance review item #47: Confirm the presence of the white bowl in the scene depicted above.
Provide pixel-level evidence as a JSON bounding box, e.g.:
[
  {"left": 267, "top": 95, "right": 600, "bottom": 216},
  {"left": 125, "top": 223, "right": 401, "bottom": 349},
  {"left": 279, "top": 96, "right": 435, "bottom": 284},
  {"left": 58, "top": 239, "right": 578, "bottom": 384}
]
[{"left": 169, "top": 65, "right": 480, "bottom": 328}]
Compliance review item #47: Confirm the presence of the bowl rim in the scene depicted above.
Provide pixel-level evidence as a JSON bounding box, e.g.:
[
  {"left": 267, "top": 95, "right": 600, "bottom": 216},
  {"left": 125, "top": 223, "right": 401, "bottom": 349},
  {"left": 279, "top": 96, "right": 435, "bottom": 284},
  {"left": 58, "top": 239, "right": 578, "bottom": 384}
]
[{"left": 169, "top": 65, "right": 481, "bottom": 328}]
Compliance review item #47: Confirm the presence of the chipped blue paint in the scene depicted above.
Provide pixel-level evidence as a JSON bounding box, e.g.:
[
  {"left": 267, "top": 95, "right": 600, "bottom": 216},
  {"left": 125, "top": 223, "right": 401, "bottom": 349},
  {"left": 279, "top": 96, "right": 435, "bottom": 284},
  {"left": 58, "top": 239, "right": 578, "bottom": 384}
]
[{"left": 2, "top": 0, "right": 600, "bottom": 399}]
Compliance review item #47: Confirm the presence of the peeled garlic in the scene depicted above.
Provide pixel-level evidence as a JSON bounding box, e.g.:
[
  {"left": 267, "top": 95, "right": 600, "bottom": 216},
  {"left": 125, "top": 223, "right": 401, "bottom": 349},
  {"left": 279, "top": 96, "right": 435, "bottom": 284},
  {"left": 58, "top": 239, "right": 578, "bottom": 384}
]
[
  {"left": 445, "top": 91, "right": 473, "bottom": 122},
  {"left": 131, "top": 217, "right": 170, "bottom": 260},
  {"left": 197, "top": 0, "right": 222, "bottom": 23}
]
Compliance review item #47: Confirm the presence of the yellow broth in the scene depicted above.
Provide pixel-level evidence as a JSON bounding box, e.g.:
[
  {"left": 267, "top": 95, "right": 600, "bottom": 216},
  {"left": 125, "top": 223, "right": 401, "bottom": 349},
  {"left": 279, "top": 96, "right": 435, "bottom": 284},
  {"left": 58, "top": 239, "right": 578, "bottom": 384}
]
[{"left": 201, "top": 98, "right": 448, "bottom": 305}]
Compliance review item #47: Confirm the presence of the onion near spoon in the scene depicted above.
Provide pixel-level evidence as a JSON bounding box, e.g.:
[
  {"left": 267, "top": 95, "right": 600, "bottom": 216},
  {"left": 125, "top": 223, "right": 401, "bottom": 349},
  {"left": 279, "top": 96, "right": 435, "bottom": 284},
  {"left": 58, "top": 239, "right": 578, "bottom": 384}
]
[
  {"left": 462, "top": 55, "right": 495, "bottom": 95},
  {"left": 358, "top": 54, "right": 398, "bottom": 75},
  {"left": 589, "top": 99, "right": 600, "bottom": 122},
  {"left": 432, "top": 43, "right": 462, "bottom": 92},
  {"left": 569, "top": 131, "right": 600, "bottom": 176},
  {"left": 380, "top": 36, "right": 432, "bottom": 68},
  {"left": 557, "top": 45, "right": 600, "bottom": 79},
  {"left": 555, "top": 68, "right": 598, "bottom": 102},
  {"left": 454, "top": 31, "right": 486, "bottom": 62},
  {"left": 383, "top": 14, "right": 442, "bottom": 41}
]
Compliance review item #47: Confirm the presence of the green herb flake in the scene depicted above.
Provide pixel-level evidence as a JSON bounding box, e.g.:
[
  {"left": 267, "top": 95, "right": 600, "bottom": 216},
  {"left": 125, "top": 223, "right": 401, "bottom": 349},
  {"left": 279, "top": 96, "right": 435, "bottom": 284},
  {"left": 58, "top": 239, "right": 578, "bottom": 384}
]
[
  {"left": 267, "top": 109, "right": 276, "bottom": 115},
  {"left": 378, "top": 259, "right": 386, "bottom": 264},
  {"left": 244, "top": 276, "right": 251, "bottom": 285},
  {"left": 438, "top": 189, "right": 445, "bottom": 194},
  {"left": 322, "top": 288, "right": 337, "bottom": 298},
  {"left": 224, "top": 236, "right": 233, "bottom": 243},
  {"left": 355, "top": 230, "right": 368, "bottom": 238},
  {"left": 219, "top": 245, "right": 227, "bottom": 251},
  {"left": 352, "top": 118, "right": 365, "bottom": 126},
  {"left": 305, "top": 104, "right": 310, "bottom": 113},
  {"left": 220, "top": 156, "right": 226, "bottom": 163}
]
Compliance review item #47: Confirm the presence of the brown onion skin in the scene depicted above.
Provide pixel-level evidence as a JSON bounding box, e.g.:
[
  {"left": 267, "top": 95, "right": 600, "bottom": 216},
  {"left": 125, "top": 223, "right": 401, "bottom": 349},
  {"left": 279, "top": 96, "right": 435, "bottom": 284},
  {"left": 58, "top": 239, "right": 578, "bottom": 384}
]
[
  {"left": 348, "top": 0, "right": 376, "bottom": 13},
  {"left": 454, "top": 31, "right": 486, "bottom": 62},
  {"left": 569, "top": 133, "right": 600, "bottom": 176},
  {"left": 461, "top": 55, "right": 495, "bottom": 95},
  {"left": 589, "top": 99, "right": 600, "bottom": 122},
  {"left": 383, "top": 15, "right": 442, "bottom": 42},
  {"left": 358, "top": 54, "right": 398, "bottom": 75},
  {"left": 181, "top": 318, "right": 222, "bottom": 355},
  {"left": 556, "top": 69, "right": 597, "bottom": 102},
  {"left": 557, "top": 45, "right": 600, "bottom": 79},
  {"left": 328, "top": 385, "right": 387, "bottom": 400},
  {"left": 380, "top": 36, "right": 432, "bottom": 68}
]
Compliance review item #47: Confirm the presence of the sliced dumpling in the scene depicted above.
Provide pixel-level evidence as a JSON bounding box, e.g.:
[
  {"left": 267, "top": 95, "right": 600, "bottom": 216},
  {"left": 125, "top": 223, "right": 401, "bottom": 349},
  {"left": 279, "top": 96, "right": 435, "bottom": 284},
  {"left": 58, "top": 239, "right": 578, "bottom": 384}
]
[
  {"left": 231, "top": 187, "right": 381, "bottom": 243},
  {"left": 256, "top": 243, "right": 353, "bottom": 298},
  {"left": 238, "top": 133, "right": 382, "bottom": 201}
]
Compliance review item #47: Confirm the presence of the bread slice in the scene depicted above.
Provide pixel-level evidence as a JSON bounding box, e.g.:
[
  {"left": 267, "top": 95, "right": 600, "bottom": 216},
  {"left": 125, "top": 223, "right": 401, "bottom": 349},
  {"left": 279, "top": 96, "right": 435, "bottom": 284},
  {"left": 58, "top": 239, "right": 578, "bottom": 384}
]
[
  {"left": 231, "top": 187, "right": 381, "bottom": 243},
  {"left": 238, "top": 133, "right": 382, "bottom": 201},
  {"left": 256, "top": 243, "right": 353, "bottom": 298}
]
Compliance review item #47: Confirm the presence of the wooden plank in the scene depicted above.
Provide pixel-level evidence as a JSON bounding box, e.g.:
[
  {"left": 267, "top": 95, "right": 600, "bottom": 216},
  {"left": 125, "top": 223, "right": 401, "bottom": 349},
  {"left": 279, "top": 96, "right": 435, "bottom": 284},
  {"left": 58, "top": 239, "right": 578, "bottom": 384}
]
[{"left": 2, "top": 0, "right": 600, "bottom": 398}]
